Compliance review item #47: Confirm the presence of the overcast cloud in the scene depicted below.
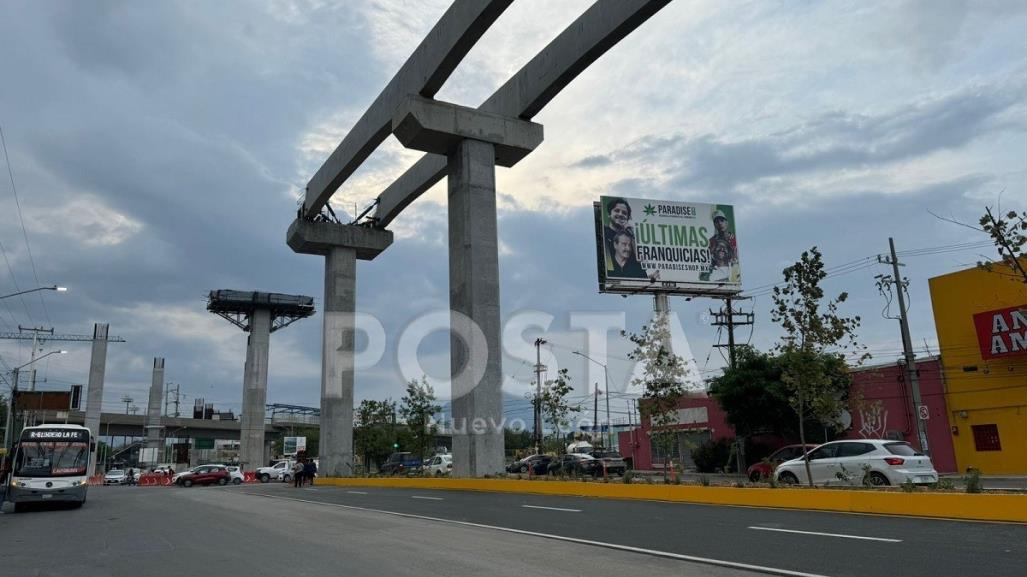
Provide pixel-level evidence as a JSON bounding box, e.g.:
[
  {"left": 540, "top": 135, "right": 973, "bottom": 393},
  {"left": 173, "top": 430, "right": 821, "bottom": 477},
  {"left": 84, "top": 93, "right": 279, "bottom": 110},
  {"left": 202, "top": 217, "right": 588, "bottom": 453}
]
[{"left": 1, "top": 1, "right": 1025, "bottom": 421}]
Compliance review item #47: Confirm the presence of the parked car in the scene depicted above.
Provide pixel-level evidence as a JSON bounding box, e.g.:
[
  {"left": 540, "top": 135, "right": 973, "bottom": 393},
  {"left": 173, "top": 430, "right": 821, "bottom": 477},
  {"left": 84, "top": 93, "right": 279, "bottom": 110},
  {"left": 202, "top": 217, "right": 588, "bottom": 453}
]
[
  {"left": 174, "top": 465, "right": 231, "bottom": 487},
  {"left": 424, "top": 454, "right": 453, "bottom": 476},
  {"left": 256, "top": 460, "right": 293, "bottom": 483},
  {"left": 103, "top": 469, "right": 127, "bottom": 485},
  {"left": 506, "top": 455, "right": 554, "bottom": 475},
  {"left": 747, "top": 444, "right": 817, "bottom": 482},
  {"left": 379, "top": 452, "right": 422, "bottom": 476},
  {"left": 548, "top": 453, "right": 602, "bottom": 477},
  {"left": 225, "top": 466, "right": 245, "bottom": 485},
  {"left": 589, "top": 450, "right": 628, "bottom": 476},
  {"left": 774, "top": 440, "right": 938, "bottom": 487}
]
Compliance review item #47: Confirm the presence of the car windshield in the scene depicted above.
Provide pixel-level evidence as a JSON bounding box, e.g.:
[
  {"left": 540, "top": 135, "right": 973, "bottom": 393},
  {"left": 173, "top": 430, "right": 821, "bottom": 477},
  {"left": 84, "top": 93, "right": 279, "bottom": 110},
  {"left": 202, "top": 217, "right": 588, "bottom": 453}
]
[
  {"left": 14, "top": 441, "right": 90, "bottom": 477},
  {"left": 107, "top": 470, "right": 124, "bottom": 476}
]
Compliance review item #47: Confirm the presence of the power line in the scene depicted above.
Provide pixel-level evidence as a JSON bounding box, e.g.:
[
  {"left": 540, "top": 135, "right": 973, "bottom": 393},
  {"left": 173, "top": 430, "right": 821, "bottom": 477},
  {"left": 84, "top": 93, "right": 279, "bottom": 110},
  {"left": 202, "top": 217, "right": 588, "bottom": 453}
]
[{"left": 0, "top": 124, "right": 50, "bottom": 326}]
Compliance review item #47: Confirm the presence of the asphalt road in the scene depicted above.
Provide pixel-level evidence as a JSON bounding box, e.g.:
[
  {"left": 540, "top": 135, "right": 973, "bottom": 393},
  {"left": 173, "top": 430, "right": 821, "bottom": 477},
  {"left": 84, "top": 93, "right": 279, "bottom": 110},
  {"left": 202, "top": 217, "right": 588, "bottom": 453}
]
[
  {"left": 0, "top": 484, "right": 753, "bottom": 577},
  {"left": 235, "top": 482, "right": 1027, "bottom": 577}
]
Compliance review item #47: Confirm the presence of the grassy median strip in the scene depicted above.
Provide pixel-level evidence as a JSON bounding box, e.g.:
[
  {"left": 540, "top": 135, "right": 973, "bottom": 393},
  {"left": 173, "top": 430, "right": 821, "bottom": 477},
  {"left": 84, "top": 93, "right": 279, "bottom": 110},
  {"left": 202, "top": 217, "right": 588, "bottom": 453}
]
[{"left": 315, "top": 477, "right": 1027, "bottom": 524}]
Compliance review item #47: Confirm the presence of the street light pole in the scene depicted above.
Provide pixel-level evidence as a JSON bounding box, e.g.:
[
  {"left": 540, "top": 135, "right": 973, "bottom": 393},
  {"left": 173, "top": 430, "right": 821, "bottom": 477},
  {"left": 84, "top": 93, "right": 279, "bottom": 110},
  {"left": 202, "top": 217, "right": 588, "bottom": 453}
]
[
  {"left": 0, "top": 285, "right": 67, "bottom": 300},
  {"left": 573, "top": 351, "right": 612, "bottom": 450},
  {"left": 3, "top": 350, "right": 67, "bottom": 455}
]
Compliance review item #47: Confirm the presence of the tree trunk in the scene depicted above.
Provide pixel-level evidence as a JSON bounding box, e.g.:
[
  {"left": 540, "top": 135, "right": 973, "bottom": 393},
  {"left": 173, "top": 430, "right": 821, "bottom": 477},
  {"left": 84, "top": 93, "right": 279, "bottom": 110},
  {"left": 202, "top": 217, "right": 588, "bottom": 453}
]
[{"left": 798, "top": 392, "right": 813, "bottom": 487}]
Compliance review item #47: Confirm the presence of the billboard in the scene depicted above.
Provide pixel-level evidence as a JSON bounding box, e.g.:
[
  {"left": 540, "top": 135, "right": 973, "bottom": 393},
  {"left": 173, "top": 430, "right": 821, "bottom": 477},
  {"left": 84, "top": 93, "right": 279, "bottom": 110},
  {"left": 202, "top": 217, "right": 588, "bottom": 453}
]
[
  {"left": 283, "top": 436, "right": 307, "bottom": 455},
  {"left": 973, "top": 304, "right": 1027, "bottom": 359},
  {"left": 594, "top": 196, "right": 741, "bottom": 295}
]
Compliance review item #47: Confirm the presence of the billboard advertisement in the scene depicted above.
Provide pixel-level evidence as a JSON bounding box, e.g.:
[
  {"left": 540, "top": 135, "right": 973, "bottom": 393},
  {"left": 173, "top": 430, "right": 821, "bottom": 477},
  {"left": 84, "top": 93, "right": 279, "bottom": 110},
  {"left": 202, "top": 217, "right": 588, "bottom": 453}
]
[
  {"left": 973, "top": 304, "right": 1027, "bottom": 359},
  {"left": 283, "top": 436, "right": 307, "bottom": 455},
  {"left": 594, "top": 196, "right": 741, "bottom": 295}
]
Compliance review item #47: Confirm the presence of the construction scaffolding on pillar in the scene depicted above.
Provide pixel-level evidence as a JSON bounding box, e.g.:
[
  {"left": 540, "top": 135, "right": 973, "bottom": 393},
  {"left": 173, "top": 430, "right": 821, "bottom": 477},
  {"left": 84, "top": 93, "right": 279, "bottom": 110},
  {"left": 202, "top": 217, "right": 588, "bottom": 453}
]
[{"left": 207, "top": 290, "right": 315, "bottom": 472}]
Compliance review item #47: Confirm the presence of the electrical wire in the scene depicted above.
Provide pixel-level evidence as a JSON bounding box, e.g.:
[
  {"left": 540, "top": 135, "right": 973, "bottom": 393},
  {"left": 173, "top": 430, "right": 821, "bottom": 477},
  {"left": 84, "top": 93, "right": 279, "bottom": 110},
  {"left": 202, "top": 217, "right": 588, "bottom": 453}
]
[{"left": 0, "top": 124, "right": 49, "bottom": 326}]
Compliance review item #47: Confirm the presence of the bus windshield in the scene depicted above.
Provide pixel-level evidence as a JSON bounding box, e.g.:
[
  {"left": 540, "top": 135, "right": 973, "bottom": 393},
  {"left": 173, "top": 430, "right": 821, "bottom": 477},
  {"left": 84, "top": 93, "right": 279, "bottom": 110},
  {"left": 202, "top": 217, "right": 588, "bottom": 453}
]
[{"left": 14, "top": 441, "right": 90, "bottom": 477}]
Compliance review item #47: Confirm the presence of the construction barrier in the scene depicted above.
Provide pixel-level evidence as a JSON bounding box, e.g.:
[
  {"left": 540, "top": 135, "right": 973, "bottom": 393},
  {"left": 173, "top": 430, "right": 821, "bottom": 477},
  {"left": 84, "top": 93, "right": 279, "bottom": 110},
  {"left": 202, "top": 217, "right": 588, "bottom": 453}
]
[{"left": 315, "top": 477, "right": 1027, "bottom": 524}]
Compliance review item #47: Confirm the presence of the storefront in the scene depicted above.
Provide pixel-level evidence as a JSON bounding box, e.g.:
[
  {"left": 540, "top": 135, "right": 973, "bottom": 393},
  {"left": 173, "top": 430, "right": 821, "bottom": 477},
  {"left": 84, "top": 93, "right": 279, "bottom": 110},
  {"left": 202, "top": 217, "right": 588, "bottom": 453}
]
[{"left": 929, "top": 264, "right": 1027, "bottom": 474}]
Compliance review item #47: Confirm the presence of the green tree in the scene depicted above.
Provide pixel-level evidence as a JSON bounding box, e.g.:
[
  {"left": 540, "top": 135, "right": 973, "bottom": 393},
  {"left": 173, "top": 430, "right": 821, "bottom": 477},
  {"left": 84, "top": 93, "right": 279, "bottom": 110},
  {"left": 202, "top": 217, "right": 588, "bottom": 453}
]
[
  {"left": 772, "top": 247, "right": 866, "bottom": 486},
  {"left": 625, "top": 310, "right": 690, "bottom": 482},
  {"left": 354, "top": 399, "right": 396, "bottom": 472},
  {"left": 979, "top": 206, "right": 1027, "bottom": 283},
  {"left": 711, "top": 346, "right": 851, "bottom": 442},
  {"left": 400, "top": 376, "right": 441, "bottom": 459},
  {"left": 540, "top": 368, "right": 578, "bottom": 443}
]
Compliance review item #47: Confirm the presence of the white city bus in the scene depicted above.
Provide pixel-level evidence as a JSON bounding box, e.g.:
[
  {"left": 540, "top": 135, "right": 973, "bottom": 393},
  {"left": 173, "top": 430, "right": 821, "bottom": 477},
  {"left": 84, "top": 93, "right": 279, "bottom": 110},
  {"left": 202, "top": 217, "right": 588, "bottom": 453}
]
[{"left": 8, "top": 424, "right": 91, "bottom": 512}]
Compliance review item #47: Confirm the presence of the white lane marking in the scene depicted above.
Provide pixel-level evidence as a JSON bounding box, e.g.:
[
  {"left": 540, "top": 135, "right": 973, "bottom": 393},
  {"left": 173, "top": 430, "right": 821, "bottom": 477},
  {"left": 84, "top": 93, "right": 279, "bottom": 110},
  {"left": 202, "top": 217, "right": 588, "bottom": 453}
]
[
  {"left": 748, "top": 526, "right": 902, "bottom": 543},
  {"left": 411, "top": 495, "right": 444, "bottom": 501},
  {"left": 248, "top": 492, "right": 831, "bottom": 577},
  {"left": 522, "top": 505, "right": 581, "bottom": 512},
  {"left": 346, "top": 490, "right": 368, "bottom": 495}
]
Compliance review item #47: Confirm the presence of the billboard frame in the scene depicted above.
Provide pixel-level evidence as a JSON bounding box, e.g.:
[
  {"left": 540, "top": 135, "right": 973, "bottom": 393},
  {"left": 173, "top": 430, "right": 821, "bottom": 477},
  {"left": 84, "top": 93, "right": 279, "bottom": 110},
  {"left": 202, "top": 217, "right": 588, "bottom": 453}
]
[{"left": 593, "top": 200, "right": 743, "bottom": 298}]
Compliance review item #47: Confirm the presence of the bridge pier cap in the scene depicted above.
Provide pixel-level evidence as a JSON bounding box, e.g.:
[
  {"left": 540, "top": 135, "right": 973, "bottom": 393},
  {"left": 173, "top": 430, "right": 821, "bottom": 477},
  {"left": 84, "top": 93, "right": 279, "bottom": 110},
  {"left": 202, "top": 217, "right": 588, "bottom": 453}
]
[
  {"left": 286, "top": 220, "right": 393, "bottom": 259},
  {"left": 392, "top": 95, "right": 543, "bottom": 166}
]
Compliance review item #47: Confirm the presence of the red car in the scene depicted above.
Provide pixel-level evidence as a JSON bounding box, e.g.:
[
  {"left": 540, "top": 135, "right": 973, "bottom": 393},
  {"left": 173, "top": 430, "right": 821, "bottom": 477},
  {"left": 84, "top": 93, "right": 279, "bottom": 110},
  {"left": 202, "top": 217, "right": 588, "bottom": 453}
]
[
  {"left": 747, "top": 444, "right": 817, "bottom": 482},
  {"left": 175, "top": 465, "right": 231, "bottom": 487}
]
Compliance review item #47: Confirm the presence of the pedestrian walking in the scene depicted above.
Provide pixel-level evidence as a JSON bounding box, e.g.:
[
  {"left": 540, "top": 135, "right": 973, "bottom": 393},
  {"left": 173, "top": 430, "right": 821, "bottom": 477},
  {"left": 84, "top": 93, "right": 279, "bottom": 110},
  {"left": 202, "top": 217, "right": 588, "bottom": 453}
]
[
  {"left": 292, "top": 460, "right": 304, "bottom": 488},
  {"left": 303, "top": 459, "right": 317, "bottom": 486}
]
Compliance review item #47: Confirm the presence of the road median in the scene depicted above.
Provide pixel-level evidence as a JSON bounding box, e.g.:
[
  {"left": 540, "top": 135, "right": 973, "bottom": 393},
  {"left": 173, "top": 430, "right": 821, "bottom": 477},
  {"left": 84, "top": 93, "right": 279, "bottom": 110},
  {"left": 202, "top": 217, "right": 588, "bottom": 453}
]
[{"left": 315, "top": 476, "right": 1027, "bottom": 523}]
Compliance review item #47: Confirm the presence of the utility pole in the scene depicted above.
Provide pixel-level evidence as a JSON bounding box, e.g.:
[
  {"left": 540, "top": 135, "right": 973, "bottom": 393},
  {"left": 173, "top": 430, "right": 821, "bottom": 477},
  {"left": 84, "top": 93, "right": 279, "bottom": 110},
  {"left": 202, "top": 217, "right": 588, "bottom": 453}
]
[
  {"left": 709, "top": 300, "right": 754, "bottom": 476},
  {"left": 593, "top": 382, "right": 599, "bottom": 438},
  {"left": 122, "top": 395, "right": 134, "bottom": 414},
  {"left": 165, "top": 383, "right": 181, "bottom": 418},
  {"left": 878, "top": 238, "right": 931, "bottom": 454},
  {"left": 533, "top": 337, "right": 546, "bottom": 454}
]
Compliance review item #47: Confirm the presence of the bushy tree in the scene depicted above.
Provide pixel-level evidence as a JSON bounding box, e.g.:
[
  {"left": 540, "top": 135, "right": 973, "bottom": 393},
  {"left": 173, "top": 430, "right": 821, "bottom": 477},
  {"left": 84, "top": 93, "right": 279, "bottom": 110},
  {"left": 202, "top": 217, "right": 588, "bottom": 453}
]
[
  {"left": 625, "top": 310, "right": 690, "bottom": 481},
  {"left": 772, "top": 247, "right": 866, "bottom": 486},
  {"left": 354, "top": 399, "right": 396, "bottom": 472},
  {"left": 400, "top": 376, "right": 441, "bottom": 459},
  {"left": 710, "top": 346, "right": 850, "bottom": 442}
]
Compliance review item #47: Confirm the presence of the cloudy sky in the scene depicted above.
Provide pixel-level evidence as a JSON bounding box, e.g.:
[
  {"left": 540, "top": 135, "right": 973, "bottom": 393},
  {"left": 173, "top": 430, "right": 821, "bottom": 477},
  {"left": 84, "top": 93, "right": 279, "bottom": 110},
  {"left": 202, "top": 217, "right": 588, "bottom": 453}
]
[{"left": 1, "top": 0, "right": 1025, "bottom": 423}]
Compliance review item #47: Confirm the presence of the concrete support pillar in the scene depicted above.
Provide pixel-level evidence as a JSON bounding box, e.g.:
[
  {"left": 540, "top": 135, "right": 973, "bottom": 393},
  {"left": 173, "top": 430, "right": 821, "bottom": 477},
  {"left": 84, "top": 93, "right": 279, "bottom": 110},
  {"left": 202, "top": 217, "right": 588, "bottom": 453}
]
[
  {"left": 321, "top": 246, "right": 357, "bottom": 477},
  {"left": 240, "top": 309, "right": 271, "bottom": 471},
  {"left": 448, "top": 138, "right": 504, "bottom": 477},
  {"left": 287, "top": 219, "right": 393, "bottom": 477},
  {"left": 145, "top": 357, "right": 165, "bottom": 452},
  {"left": 84, "top": 323, "right": 109, "bottom": 475}
]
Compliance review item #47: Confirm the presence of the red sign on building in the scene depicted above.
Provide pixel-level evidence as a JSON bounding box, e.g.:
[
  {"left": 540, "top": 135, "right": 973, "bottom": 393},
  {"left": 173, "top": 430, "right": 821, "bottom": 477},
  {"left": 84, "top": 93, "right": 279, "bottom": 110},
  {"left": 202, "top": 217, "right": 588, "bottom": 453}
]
[{"left": 973, "top": 304, "right": 1027, "bottom": 359}]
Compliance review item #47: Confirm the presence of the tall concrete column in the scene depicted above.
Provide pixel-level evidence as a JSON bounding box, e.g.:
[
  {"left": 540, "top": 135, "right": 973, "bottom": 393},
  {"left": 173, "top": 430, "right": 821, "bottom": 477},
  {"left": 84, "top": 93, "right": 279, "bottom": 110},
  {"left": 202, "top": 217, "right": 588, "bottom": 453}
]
[
  {"left": 448, "top": 139, "right": 504, "bottom": 477},
  {"left": 390, "top": 95, "right": 542, "bottom": 477},
  {"left": 287, "top": 220, "right": 393, "bottom": 477},
  {"left": 84, "top": 323, "right": 109, "bottom": 474},
  {"left": 322, "top": 246, "right": 356, "bottom": 477},
  {"left": 145, "top": 357, "right": 165, "bottom": 451},
  {"left": 240, "top": 309, "right": 271, "bottom": 471}
]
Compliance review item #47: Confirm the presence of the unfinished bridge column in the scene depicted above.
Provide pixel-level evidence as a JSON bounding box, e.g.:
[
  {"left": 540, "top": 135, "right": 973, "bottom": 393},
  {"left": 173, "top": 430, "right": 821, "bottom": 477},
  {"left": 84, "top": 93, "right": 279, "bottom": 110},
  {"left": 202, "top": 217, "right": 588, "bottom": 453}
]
[
  {"left": 392, "top": 95, "right": 542, "bottom": 476},
  {"left": 240, "top": 308, "right": 271, "bottom": 471},
  {"left": 287, "top": 220, "right": 393, "bottom": 477}
]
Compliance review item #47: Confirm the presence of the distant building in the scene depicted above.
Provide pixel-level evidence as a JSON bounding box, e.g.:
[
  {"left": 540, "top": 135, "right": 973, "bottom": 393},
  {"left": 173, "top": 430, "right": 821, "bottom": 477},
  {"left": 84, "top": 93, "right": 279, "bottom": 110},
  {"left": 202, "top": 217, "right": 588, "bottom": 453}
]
[{"left": 617, "top": 357, "right": 957, "bottom": 472}]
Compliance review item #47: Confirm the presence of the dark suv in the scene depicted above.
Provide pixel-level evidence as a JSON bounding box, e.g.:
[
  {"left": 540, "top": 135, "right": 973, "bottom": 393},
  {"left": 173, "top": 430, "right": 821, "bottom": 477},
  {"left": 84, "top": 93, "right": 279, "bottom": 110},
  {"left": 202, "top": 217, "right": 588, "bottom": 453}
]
[
  {"left": 507, "top": 454, "right": 553, "bottom": 475},
  {"left": 379, "top": 452, "right": 422, "bottom": 475},
  {"left": 547, "top": 454, "right": 602, "bottom": 477}
]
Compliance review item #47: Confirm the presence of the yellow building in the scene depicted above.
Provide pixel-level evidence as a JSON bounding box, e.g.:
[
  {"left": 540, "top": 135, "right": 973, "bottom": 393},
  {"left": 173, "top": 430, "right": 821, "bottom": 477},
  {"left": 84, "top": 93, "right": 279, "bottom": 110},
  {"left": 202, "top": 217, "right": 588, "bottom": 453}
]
[{"left": 929, "top": 264, "right": 1027, "bottom": 474}]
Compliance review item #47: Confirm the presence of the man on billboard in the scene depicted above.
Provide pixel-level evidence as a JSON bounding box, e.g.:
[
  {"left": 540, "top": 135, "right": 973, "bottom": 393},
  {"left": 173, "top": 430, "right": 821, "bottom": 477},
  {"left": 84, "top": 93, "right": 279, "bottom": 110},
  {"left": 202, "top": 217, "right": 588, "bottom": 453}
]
[
  {"left": 602, "top": 197, "right": 635, "bottom": 268},
  {"left": 703, "top": 208, "right": 739, "bottom": 282},
  {"left": 609, "top": 230, "right": 647, "bottom": 279}
]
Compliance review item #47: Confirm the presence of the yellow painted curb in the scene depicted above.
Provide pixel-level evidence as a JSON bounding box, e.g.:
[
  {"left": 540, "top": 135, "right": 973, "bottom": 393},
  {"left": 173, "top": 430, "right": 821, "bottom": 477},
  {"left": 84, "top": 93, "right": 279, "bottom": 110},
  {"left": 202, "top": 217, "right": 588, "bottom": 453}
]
[{"left": 315, "top": 477, "right": 1027, "bottom": 523}]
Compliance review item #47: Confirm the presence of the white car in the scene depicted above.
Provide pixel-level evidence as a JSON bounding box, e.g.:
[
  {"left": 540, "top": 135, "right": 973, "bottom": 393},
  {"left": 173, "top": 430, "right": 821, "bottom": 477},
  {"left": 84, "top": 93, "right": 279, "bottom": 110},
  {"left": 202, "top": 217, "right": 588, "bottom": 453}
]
[
  {"left": 774, "top": 439, "right": 938, "bottom": 487},
  {"left": 256, "top": 460, "right": 293, "bottom": 483},
  {"left": 225, "top": 466, "right": 245, "bottom": 485},
  {"left": 103, "top": 469, "right": 127, "bottom": 485},
  {"left": 425, "top": 454, "right": 452, "bottom": 476}
]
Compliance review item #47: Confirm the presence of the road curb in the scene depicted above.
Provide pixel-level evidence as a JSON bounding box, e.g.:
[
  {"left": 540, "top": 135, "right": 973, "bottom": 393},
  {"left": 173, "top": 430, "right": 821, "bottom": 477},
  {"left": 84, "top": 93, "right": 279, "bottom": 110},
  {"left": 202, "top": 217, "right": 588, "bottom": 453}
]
[{"left": 315, "top": 477, "right": 1027, "bottom": 523}]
